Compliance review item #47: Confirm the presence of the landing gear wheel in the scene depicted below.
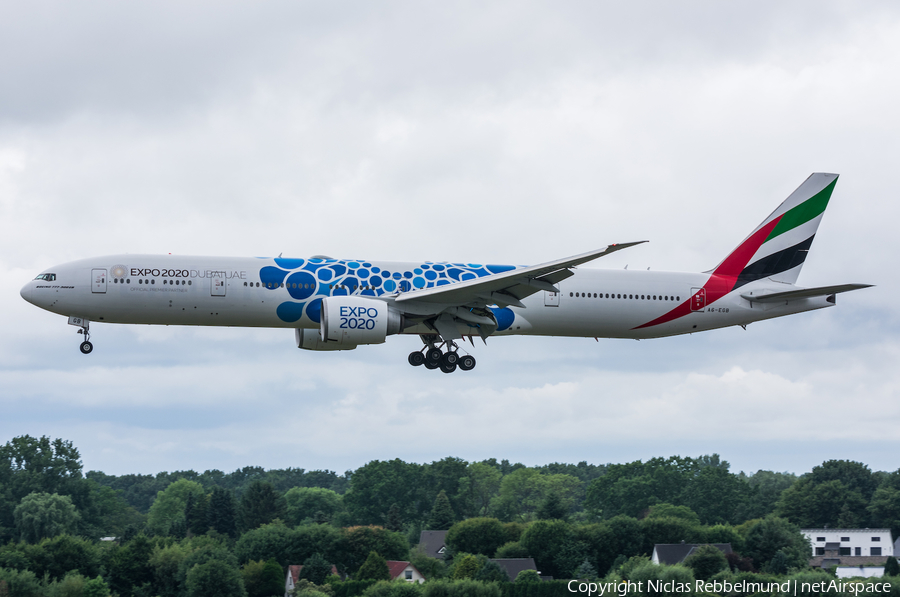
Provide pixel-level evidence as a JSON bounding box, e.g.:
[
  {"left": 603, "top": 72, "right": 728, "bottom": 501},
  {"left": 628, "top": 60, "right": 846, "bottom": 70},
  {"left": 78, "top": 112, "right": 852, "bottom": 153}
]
[
  {"left": 458, "top": 355, "right": 476, "bottom": 371},
  {"left": 424, "top": 359, "right": 440, "bottom": 370},
  {"left": 440, "top": 362, "right": 457, "bottom": 374},
  {"left": 442, "top": 351, "right": 459, "bottom": 366},
  {"left": 79, "top": 341, "right": 93, "bottom": 354},
  {"left": 408, "top": 351, "right": 425, "bottom": 366},
  {"left": 426, "top": 348, "right": 443, "bottom": 362}
]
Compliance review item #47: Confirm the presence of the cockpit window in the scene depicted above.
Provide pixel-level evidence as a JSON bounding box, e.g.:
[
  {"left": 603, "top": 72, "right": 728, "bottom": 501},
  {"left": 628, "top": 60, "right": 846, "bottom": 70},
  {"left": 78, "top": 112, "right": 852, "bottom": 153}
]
[{"left": 34, "top": 273, "right": 56, "bottom": 281}]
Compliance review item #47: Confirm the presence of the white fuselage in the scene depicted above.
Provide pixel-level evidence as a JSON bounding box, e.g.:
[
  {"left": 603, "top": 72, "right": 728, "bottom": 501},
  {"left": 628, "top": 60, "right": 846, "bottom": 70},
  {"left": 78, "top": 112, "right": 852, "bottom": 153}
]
[{"left": 19, "top": 254, "right": 833, "bottom": 342}]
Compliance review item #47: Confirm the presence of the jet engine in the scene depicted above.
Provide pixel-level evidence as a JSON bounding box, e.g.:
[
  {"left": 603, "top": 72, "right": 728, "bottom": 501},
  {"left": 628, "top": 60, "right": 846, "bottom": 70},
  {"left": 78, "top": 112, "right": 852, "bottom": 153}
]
[{"left": 296, "top": 296, "right": 404, "bottom": 350}]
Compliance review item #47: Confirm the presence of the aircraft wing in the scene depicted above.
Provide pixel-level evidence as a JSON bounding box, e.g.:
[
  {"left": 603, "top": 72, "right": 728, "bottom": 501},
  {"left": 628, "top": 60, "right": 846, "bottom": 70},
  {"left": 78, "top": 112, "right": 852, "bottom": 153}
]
[
  {"left": 395, "top": 241, "right": 647, "bottom": 308},
  {"left": 740, "top": 283, "right": 873, "bottom": 303}
]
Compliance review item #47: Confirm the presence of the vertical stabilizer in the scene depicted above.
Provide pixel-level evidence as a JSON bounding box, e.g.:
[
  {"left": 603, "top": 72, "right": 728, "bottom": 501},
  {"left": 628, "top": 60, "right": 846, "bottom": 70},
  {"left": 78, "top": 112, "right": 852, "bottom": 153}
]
[{"left": 710, "top": 173, "right": 838, "bottom": 289}]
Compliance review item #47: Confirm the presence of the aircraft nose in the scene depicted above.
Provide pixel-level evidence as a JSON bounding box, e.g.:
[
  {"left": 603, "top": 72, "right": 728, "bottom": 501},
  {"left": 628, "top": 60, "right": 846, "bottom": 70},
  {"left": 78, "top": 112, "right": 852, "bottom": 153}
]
[{"left": 20, "top": 282, "right": 33, "bottom": 304}]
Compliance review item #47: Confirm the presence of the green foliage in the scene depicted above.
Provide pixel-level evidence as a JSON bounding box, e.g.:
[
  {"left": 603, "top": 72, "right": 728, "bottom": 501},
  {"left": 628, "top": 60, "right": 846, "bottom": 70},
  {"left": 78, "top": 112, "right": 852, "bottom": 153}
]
[
  {"left": 292, "top": 578, "right": 337, "bottom": 597},
  {"left": 885, "top": 555, "right": 900, "bottom": 577},
  {"left": 296, "top": 524, "right": 344, "bottom": 567},
  {"left": 422, "top": 579, "right": 501, "bottom": 597},
  {"left": 777, "top": 460, "right": 875, "bottom": 528},
  {"left": 491, "top": 469, "right": 581, "bottom": 522},
  {"left": 208, "top": 486, "right": 238, "bottom": 538},
  {"left": 184, "top": 490, "right": 210, "bottom": 536},
  {"left": 26, "top": 534, "right": 102, "bottom": 581},
  {"left": 147, "top": 479, "right": 206, "bottom": 536},
  {"left": 258, "top": 559, "right": 285, "bottom": 596},
  {"left": 456, "top": 463, "right": 502, "bottom": 519},
  {"left": 573, "top": 558, "right": 597, "bottom": 580},
  {"left": 82, "top": 576, "right": 111, "bottom": 597},
  {"left": 446, "top": 518, "right": 506, "bottom": 557},
  {"left": 286, "top": 487, "right": 344, "bottom": 527},
  {"left": 408, "top": 547, "right": 446, "bottom": 579},
  {"left": 240, "top": 559, "right": 266, "bottom": 597},
  {"left": 186, "top": 558, "right": 247, "bottom": 597},
  {"left": 339, "top": 526, "right": 409, "bottom": 575},
  {"left": 356, "top": 551, "right": 390, "bottom": 582},
  {"left": 741, "top": 515, "right": 809, "bottom": 572},
  {"left": 234, "top": 521, "right": 297, "bottom": 567},
  {"left": 514, "top": 569, "right": 540, "bottom": 583},
  {"left": 150, "top": 541, "right": 190, "bottom": 597},
  {"left": 0, "top": 567, "right": 42, "bottom": 597},
  {"left": 427, "top": 491, "right": 455, "bottom": 531},
  {"left": 682, "top": 545, "right": 728, "bottom": 580},
  {"left": 105, "top": 534, "right": 154, "bottom": 597},
  {"left": 343, "top": 460, "right": 424, "bottom": 526},
  {"left": 645, "top": 503, "right": 700, "bottom": 525},
  {"left": 450, "top": 554, "right": 483, "bottom": 579},
  {"left": 518, "top": 520, "right": 572, "bottom": 579},
  {"left": 536, "top": 493, "right": 568, "bottom": 521},
  {"left": 475, "top": 560, "right": 509, "bottom": 582},
  {"left": 627, "top": 561, "right": 694, "bottom": 595},
  {"left": 361, "top": 580, "right": 422, "bottom": 597},
  {"left": 14, "top": 492, "right": 81, "bottom": 542},
  {"left": 301, "top": 553, "right": 334, "bottom": 585},
  {"left": 494, "top": 542, "right": 528, "bottom": 559},
  {"left": 238, "top": 480, "right": 287, "bottom": 533}
]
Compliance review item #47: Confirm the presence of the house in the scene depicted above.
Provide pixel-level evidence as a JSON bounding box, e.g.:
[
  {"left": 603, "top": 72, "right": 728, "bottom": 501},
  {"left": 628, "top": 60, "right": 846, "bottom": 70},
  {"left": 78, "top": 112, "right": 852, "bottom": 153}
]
[
  {"left": 801, "top": 529, "right": 894, "bottom": 558},
  {"left": 285, "top": 564, "right": 340, "bottom": 597},
  {"left": 418, "top": 530, "right": 448, "bottom": 559},
  {"left": 651, "top": 543, "right": 733, "bottom": 565},
  {"left": 801, "top": 528, "right": 894, "bottom": 577},
  {"left": 386, "top": 561, "right": 426, "bottom": 583},
  {"left": 490, "top": 558, "right": 541, "bottom": 581}
]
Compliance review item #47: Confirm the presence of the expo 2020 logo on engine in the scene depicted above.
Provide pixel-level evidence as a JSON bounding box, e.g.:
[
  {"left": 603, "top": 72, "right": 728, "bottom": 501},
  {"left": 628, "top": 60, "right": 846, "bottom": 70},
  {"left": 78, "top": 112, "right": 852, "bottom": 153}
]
[{"left": 110, "top": 265, "right": 128, "bottom": 279}]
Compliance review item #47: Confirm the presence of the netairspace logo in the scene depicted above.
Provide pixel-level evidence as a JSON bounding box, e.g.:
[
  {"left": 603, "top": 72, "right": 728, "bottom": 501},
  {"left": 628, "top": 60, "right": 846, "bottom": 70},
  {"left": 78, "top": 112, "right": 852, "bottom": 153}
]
[{"left": 566, "top": 579, "right": 894, "bottom": 596}]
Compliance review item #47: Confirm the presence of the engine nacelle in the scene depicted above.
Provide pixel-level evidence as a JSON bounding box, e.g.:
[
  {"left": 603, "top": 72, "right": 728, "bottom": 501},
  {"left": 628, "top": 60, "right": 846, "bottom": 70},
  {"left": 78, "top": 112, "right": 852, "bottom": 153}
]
[
  {"left": 296, "top": 328, "right": 357, "bottom": 351},
  {"left": 320, "top": 296, "right": 404, "bottom": 347}
]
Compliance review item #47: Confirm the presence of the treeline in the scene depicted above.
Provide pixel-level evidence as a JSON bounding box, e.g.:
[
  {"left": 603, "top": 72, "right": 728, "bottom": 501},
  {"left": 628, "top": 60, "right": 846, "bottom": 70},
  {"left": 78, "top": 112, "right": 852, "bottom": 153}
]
[{"left": 3, "top": 435, "right": 900, "bottom": 597}]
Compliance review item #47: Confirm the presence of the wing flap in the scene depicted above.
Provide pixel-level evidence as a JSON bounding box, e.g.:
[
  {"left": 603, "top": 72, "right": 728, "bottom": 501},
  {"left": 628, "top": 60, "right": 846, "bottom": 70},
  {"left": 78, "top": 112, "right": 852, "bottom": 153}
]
[{"left": 740, "top": 283, "right": 872, "bottom": 303}]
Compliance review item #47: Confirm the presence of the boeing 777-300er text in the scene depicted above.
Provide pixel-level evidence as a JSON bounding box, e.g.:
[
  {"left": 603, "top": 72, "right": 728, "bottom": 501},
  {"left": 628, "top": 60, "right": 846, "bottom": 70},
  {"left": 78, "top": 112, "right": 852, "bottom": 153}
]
[{"left": 21, "top": 173, "right": 871, "bottom": 372}]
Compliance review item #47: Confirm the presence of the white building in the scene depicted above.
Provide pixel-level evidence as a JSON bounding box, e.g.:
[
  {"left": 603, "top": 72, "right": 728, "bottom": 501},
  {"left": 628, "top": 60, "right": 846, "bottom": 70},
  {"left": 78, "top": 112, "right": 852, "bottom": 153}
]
[{"left": 801, "top": 529, "right": 894, "bottom": 558}]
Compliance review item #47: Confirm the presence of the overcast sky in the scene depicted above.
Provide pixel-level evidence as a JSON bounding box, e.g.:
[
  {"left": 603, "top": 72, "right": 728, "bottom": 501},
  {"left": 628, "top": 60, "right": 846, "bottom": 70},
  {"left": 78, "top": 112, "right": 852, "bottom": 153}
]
[{"left": 2, "top": 1, "right": 898, "bottom": 478}]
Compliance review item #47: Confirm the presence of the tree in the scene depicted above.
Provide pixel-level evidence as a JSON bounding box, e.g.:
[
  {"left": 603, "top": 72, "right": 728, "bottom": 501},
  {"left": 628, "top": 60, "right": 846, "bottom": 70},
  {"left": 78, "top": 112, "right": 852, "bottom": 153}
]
[
  {"left": 337, "top": 526, "right": 409, "bottom": 575},
  {"left": 491, "top": 469, "right": 581, "bottom": 522},
  {"left": 184, "top": 491, "right": 210, "bottom": 536},
  {"left": 474, "top": 559, "right": 510, "bottom": 582},
  {"left": 239, "top": 480, "right": 287, "bottom": 533},
  {"left": 518, "top": 520, "right": 572, "bottom": 579},
  {"left": 427, "top": 491, "right": 455, "bottom": 530},
  {"left": 26, "top": 534, "right": 102, "bottom": 581},
  {"left": 451, "top": 554, "right": 483, "bottom": 579},
  {"left": 299, "top": 553, "right": 333, "bottom": 585},
  {"left": 343, "top": 460, "right": 423, "bottom": 526},
  {"left": 456, "top": 463, "right": 502, "bottom": 518},
  {"left": 257, "top": 559, "right": 284, "bottom": 597},
  {"left": 106, "top": 534, "right": 155, "bottom": 597},
  {"left": 741, "top": 516, "right": 809, "bottom": 572},
  {"left": 356, "top": 551, "right": 390, "bottom": 581},
  {"left": 515, "top": 569, "right": 540, "bottom": 583},
  {"left": 536, "top": 492, "right": 568, "bottom": 521},
  {"left": 645, "top": 503, "right": 700, "bottom": 525},
  {"left": 683, "top": 545, "right": 728, "bottom": 580},
  {"left": 384, "top": 504, "right": 404, "bottom": 532},
  {"left": 186, "top": 559, "right": 247, "bottom": 597},
  {"left": 208, "top": 486, "right": 238, "bottom": 538},
  {"left": 884, "top": 556, "right": 900, "bottom": 577},
  {"left": 0, "top": 567, "right": 41, "bottom": 597},
  {"left": 83, "top": 576, "right": 112, "bottom": 597},
  {"left": 13, "top": 492, "right": 81, "bottom": 542},
  {"left": 147, "top": 479, "right": 206, "bottom": 535},
  {"left": 285, "top": 487, "right": 343, "bottom": 526},
  {"left": 446, "top": 518, "right": 506, "bottom": 557},
  {"left": 234, "top": 521, "right": 298, "bottom": 567},
  {"left": 574, "top": 559, "right": 598, "bottom": 580}
]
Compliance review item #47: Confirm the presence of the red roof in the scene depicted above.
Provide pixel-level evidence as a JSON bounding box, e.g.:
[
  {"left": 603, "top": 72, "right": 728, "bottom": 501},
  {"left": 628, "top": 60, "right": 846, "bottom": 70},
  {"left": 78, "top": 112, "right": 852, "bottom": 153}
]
[{"left": 386, "top": 560, "right": 424, "bottom": 580}]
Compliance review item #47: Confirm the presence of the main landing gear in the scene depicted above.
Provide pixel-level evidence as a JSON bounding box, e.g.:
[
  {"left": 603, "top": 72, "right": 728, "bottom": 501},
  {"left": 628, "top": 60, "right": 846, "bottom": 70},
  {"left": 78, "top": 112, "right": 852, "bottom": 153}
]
[{"left": 408, "top": 338, "right": 476, "bottom": 373}]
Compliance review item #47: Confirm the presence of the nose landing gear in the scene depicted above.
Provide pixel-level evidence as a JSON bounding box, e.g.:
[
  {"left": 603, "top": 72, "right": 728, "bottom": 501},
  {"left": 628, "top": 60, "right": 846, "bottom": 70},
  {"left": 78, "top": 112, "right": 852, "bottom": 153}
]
[
  {"left": 77, "top": 328, "right": 93, "bottom": 354},
  {"left": 408, "top": 335, "right": 476, "bottom": 373}
]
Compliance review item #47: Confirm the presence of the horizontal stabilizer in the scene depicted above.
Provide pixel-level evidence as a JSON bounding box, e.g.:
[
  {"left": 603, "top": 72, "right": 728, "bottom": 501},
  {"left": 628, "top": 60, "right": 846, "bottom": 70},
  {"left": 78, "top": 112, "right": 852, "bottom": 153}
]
[{"left": 740, "top": 284, "right": 872, "bottom": 304}]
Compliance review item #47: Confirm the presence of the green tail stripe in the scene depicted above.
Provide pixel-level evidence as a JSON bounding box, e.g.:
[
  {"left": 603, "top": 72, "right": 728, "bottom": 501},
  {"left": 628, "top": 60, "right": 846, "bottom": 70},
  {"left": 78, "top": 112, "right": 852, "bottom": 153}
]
[{"left": 765, "top": 178, "right": 837, "bottom": 242}]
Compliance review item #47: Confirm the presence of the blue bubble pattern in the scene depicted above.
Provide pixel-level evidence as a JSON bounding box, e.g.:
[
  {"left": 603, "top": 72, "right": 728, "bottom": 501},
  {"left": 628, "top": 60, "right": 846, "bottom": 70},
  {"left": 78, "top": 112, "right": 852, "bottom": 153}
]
[{"left": 259, "top": 257, "right": 519, "bottom": 323}]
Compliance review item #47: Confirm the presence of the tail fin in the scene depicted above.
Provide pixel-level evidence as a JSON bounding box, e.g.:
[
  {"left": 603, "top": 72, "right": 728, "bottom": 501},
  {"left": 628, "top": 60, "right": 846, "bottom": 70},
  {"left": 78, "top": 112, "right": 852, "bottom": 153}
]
[{"left": 710, "top": 173, "right": 838, "bottom": 289}]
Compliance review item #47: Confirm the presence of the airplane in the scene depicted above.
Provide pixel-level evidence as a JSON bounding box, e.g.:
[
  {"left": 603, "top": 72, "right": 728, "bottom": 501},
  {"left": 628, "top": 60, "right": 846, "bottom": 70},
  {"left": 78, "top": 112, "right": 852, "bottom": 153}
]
[{"left": 20, "top": 173, "right": 871, "bottom": 373}]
